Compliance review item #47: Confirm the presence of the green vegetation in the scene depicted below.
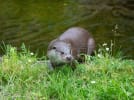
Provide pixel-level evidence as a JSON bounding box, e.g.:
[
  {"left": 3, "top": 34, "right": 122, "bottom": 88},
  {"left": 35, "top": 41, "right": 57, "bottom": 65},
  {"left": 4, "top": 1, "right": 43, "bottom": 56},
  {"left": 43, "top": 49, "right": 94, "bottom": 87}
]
[{"left": 0, "top": 44, "right": 134, "bottom": 100}]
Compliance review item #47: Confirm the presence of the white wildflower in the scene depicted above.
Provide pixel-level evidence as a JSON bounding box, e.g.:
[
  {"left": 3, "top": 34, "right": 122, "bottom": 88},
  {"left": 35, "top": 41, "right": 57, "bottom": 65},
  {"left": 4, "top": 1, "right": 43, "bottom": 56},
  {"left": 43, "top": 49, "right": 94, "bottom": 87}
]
[
  {"left": 102, "top": 43, "right": 107, "bottom": 46},
  {"left": 91, "top": 81, "right": 96, "bottom": 84},
  {"left": 30, "top": 52, "right": 34, "bottom": 55},
  {"left": 106, "top": 48, "right": 109, "bottom": 51},
  {"left": 97, "top": 54, "right": 102, "bottom": 58}
]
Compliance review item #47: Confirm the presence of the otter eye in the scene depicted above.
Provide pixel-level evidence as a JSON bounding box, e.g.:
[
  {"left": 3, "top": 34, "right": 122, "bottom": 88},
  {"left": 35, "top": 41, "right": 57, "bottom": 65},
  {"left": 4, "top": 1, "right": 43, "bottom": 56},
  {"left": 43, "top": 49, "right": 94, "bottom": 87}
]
[
  {"left": 52, "top": 47, "right": 56, "bottom": 49},
  {"left": 61, "top": 52, "right": 64, "bottom": 54}
]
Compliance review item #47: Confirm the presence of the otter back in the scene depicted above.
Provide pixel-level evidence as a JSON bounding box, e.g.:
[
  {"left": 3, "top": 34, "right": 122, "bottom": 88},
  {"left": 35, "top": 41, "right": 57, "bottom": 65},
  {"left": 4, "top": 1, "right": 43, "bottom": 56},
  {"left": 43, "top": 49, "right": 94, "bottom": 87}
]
[{"left": 58, "top": 27, "right": 95, "bottom": 58}]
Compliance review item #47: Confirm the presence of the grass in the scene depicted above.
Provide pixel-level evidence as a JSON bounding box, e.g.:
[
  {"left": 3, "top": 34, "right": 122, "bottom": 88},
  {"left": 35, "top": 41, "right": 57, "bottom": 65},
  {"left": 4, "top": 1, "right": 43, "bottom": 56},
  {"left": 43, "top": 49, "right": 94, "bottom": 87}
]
[{"left": 0, "top": 44, "right": 134, "bottom": 100}]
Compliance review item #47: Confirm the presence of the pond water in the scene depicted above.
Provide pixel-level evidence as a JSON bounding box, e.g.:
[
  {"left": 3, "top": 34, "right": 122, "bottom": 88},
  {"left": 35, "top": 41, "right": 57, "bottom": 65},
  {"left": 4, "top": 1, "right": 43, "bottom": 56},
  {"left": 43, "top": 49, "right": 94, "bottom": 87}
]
[{"left": 0, "top": 0, "right": 134, "bottom": 59}]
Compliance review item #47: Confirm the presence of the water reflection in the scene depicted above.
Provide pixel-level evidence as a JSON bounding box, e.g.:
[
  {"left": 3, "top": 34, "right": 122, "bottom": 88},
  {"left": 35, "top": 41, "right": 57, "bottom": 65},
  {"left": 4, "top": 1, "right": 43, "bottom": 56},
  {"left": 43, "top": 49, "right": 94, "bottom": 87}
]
[{"left": 0, "top": 0, "right": 134, "bottom": 58}]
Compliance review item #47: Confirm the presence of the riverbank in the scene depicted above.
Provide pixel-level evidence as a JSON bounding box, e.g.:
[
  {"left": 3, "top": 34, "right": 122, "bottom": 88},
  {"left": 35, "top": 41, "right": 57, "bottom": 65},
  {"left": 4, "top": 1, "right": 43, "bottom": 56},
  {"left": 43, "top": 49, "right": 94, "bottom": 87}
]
[{"left": 0, "top": 45, "right": 134, "bottom": 99}]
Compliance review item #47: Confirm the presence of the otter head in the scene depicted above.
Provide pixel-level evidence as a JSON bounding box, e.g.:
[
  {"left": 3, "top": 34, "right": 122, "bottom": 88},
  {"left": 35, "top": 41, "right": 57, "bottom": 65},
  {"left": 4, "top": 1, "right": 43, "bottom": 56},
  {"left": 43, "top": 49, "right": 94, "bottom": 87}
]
[{"left": 47, "top": 40, "right": 74, "bottom": 66}]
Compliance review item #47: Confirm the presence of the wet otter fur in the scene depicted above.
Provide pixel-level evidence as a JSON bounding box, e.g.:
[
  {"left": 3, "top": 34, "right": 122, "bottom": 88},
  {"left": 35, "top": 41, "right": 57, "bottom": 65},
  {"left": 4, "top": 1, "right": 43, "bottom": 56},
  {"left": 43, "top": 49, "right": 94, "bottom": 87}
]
[{"left": 47, "top": 27, "right": 95, "bottom": 69}]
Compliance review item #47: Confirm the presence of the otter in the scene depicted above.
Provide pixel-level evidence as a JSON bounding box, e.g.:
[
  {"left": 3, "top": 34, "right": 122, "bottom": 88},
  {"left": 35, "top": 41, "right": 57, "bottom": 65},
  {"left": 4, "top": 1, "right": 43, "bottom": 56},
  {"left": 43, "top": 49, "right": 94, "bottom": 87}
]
[{"left": 47, "top": 27, "right": 95, "bottom": 69}]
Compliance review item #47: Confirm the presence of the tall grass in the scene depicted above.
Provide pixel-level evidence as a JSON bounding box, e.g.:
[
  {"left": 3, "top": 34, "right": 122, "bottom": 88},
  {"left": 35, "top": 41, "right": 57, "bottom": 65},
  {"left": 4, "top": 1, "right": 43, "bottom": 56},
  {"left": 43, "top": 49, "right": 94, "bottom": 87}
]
[{"left": 0, "top": 44, "right": 134, "bottom": 100}]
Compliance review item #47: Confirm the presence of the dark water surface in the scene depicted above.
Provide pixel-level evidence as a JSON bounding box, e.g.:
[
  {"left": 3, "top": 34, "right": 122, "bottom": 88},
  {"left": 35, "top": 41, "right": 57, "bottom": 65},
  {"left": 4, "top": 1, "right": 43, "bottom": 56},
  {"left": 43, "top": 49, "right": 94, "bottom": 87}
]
[{"left": 0, "top": 0, "right": 134, "bottom": 58}]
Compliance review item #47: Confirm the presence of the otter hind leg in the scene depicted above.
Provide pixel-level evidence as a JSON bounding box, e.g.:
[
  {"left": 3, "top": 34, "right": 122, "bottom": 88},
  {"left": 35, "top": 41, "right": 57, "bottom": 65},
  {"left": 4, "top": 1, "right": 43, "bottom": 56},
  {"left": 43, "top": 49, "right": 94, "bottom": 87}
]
[{"left": 87, "top": 38, "right": 95, "bottom": 55}]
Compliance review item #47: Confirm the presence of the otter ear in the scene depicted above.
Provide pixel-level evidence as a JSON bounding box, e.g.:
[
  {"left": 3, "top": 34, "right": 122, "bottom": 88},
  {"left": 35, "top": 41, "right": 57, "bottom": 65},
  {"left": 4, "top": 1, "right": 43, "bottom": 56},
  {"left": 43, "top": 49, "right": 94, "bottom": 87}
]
[{"left": 48, "top": 39, "right": 58, "bottom": 50}]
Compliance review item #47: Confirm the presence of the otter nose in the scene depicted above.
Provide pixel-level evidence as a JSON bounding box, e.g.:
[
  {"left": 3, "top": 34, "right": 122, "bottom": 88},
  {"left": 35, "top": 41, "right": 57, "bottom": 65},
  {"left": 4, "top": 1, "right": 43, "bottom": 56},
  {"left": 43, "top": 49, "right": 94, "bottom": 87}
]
[{"left": 66, "top": 56, "right": 72, "bottom": 61}]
